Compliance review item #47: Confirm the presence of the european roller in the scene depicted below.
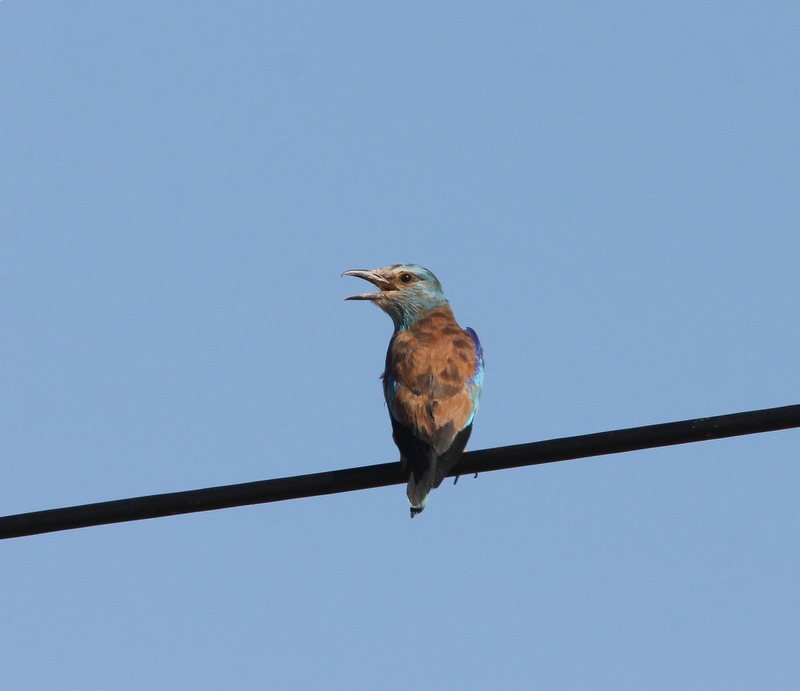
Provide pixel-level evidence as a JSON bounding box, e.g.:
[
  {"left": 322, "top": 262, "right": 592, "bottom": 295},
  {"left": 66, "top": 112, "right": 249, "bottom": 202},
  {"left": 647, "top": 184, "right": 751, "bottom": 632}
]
[{"left": 344, "top": 264, "right": 484, "bottom": 516}]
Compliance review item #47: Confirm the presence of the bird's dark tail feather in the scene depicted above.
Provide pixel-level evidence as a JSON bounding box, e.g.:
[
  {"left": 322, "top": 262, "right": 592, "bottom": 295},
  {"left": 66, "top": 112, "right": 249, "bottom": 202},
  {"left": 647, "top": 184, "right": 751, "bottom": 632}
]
[
  {"left": 407, "top": 461, "right": 434, "bottom": 517},
  {"left": 432, "top": 424, "right": 473, "bottom": 488}
]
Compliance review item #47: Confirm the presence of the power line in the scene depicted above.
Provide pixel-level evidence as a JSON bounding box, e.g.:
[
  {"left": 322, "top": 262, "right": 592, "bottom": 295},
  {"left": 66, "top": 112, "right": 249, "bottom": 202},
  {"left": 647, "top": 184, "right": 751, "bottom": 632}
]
[{"left": 1, "top": 403, "right": 798, "bottom": 541}]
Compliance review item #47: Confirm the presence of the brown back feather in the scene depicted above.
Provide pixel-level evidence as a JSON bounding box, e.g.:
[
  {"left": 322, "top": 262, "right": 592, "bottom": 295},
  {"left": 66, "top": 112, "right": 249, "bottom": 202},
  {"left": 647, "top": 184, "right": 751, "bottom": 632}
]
[{"left": 387, "top": 306, "right": 477, "bottom": 453}]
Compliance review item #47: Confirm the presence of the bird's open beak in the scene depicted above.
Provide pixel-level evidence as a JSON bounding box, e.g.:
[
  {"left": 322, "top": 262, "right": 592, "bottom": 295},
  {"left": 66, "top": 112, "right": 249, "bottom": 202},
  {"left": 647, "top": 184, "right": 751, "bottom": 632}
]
[{"left": 342, "top": 269, "right": 395, "bottom": 300}]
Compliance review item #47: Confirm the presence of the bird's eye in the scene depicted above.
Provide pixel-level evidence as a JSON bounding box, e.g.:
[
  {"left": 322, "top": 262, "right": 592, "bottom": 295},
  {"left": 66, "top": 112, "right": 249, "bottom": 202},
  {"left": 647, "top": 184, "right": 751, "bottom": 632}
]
[{"left": 399, "top": 273, "right": 413, "bottom": 283}]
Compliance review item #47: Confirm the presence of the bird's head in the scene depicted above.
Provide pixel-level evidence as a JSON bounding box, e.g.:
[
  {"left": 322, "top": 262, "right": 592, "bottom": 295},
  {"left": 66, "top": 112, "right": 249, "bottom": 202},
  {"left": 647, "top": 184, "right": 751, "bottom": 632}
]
[{"left": 343, "top": 264, "right": 448, "bottom": 331}]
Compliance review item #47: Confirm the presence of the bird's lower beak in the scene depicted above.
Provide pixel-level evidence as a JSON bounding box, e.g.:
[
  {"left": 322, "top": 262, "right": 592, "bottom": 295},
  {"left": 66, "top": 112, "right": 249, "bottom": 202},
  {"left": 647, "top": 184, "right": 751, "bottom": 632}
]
[{"left": 342, "top": 269, "right": 394, "bottom": 300}]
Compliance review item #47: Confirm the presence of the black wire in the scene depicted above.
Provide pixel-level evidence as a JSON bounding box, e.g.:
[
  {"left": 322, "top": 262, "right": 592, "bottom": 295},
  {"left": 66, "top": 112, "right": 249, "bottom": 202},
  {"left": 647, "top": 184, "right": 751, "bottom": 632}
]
[{"left": 1, "top": 403, "right": 799, "bottom": 541}]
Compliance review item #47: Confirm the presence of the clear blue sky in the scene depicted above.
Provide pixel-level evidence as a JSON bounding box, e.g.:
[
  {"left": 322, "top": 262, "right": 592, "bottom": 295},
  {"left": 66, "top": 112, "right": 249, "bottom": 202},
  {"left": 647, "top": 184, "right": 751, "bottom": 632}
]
[{"left": 2, "top": 2, "right": 799, "bottom": 688}]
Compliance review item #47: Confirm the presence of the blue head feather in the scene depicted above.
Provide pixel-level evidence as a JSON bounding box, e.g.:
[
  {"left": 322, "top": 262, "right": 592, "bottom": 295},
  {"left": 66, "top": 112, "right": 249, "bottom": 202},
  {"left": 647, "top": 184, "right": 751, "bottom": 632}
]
[{"left": 343, "top": 264, "right": 448, "bottom": 332}]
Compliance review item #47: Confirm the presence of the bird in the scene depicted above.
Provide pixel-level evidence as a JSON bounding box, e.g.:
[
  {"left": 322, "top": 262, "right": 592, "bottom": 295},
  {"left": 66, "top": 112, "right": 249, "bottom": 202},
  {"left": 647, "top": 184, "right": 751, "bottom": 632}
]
[{"left": 343, "top": 264, "right": 484, "bottom": 516}]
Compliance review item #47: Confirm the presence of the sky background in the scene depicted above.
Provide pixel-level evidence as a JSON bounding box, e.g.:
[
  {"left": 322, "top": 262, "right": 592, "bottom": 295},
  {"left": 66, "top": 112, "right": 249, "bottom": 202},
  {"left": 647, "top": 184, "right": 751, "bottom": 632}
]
[{"left": 1, "top": 2, "right": 799, "bottom": 688}]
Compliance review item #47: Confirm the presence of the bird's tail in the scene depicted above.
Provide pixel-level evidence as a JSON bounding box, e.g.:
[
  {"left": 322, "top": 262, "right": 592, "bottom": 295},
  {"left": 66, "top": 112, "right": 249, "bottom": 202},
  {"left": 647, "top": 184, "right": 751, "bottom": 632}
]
[{"left": 407, "top": 457, "right": 436, "bottom": 518}]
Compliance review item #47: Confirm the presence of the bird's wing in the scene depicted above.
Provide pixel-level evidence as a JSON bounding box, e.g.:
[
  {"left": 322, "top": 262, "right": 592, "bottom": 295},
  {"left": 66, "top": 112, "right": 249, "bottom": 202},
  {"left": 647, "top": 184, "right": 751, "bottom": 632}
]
[{"left": 463, "top": 326, "right": 484, "bottom": 425}]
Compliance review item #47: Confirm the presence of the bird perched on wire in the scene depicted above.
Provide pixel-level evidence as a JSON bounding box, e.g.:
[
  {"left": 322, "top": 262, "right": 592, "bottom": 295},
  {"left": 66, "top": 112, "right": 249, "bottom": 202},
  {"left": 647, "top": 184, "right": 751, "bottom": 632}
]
[{"left": 343, "top": 264, "right": 484, "bottom": 516}]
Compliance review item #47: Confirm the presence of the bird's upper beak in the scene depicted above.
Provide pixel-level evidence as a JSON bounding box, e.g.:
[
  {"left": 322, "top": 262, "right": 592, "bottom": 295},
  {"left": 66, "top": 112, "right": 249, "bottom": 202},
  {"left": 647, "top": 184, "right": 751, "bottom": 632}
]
[{"left": 342, "top": 269, "right": 395, "bottom": 300}]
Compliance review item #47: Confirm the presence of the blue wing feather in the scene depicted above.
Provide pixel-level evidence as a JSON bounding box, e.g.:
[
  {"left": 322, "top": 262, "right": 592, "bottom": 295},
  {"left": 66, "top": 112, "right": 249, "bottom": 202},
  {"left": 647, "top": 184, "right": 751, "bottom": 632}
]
[
  {"left": 464, "top": 327, "right": 484, "bottom": 425},
  {"left": 382, "top": 335, "right": 400, "bottom": 420}
]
